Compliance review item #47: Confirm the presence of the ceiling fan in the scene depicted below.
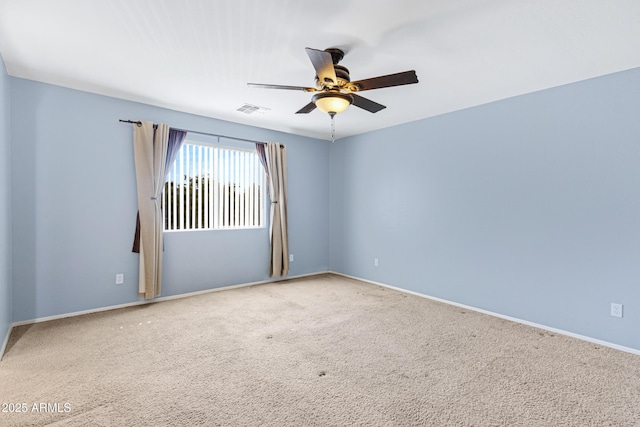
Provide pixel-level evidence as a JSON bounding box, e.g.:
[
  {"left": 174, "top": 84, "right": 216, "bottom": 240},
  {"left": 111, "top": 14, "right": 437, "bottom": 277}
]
[{"left": 247, "top": 47, "right": 419, "bottom": 117}]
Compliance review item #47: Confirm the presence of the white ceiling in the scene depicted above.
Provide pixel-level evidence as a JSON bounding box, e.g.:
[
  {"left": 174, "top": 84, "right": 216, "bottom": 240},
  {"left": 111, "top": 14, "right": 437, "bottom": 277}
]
[{"left": 1, "top": 0, "right": 639, "bottom": 141}]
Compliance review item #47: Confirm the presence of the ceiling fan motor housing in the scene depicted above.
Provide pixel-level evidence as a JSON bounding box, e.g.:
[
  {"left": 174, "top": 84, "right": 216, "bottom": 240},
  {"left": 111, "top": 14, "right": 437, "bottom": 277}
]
[
  {"left": 315, "top": 64, "right": 350, "bottom": 89},
  {"left": 313, "top": 48, "right": 350, "bottom": 89},
  {"left": 334, "top": 65, "right": 350, "bottom": 86}
]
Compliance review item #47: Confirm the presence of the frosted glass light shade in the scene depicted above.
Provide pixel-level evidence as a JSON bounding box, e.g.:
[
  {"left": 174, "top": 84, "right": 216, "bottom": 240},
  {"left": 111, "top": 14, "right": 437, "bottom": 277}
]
[{"left": 313, "top": 93, "right": 353, "bottom": 114}]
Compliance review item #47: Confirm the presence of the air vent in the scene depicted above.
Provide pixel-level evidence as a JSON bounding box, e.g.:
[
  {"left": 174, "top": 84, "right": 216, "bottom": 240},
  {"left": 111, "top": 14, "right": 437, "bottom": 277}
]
[{"left": 236, "top": 103, "right": 270, "bottom": 115}]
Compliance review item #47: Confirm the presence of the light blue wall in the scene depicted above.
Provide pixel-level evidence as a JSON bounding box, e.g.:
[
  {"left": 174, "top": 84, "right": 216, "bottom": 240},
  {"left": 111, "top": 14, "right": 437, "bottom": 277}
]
[
  {"left": 330, "top": 67, "right": 640, "bottom": 350},
  {"left": 8, "top": 66, "right": 640, "bottom": 351},
  {"left": 10, "top": 78, "right": 329, "bottom": 322},
  {"left": 0, "top": 56, "right": 12, "bottom": 345}
]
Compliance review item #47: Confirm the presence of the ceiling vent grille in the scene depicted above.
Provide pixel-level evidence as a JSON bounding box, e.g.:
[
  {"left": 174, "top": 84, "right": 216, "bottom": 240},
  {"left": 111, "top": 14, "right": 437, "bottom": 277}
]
[{"left": 236, "top": 103, "right": 270, "bottom": 114}]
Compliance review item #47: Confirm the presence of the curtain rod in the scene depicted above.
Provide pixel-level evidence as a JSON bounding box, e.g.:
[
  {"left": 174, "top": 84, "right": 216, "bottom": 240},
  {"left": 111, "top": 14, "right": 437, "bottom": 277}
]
[{"left": 119, "top": 119, "right": 269, "bottom": 145}]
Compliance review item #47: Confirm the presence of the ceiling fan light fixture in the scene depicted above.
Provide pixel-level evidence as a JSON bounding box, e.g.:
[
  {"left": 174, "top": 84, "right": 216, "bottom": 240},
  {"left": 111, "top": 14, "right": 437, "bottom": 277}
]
[{"left": 312, "top": 92, "right": 353, "bottom": 114}]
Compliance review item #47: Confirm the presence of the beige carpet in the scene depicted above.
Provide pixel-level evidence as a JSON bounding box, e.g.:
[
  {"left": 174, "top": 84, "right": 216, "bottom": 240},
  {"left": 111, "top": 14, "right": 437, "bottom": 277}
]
[{"left": 1, "top": 273, "right": 639, "bottom": 426}]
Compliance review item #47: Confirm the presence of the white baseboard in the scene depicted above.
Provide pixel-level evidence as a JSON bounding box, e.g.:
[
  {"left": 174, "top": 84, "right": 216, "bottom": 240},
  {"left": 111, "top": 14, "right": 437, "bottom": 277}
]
[
  {"left": 7, "top": 271, "right": 326, "bottom": 328},
  {"left": 0, "top": 324, "right": 12, "bottom": 361},
  {"left": 329, "top": 271, "right": 640, "bottom": 356},
  {"left": 8, "top": 269, "right": 635, "bottom": 359}
]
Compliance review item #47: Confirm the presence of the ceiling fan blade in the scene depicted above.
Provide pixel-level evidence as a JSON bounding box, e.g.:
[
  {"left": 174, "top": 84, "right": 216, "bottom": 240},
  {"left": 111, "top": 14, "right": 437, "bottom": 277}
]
[
  {"left": 305, "top": 48, "right": 338, "bottom": 87},
  {"left": 247, "top": 83, "right": 316, "bottom": 92},
  {"left": 349, "top": 70, "right": 418, "bottom": 92},
  {"left": 295, "top": 102, "right": 317, "bottom": 114},
  {"left": 351, "top": 94, "right": 386, "bottom": 113}
]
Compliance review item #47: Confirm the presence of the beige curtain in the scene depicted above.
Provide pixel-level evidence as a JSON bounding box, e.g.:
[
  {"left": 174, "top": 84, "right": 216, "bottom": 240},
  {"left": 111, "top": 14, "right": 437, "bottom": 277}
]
[
  {"left": 132, "top": 121, "right": 169, "bottom": 299},
  {"left": 258, "top": 142, "right": 289, "bottom": 277}
]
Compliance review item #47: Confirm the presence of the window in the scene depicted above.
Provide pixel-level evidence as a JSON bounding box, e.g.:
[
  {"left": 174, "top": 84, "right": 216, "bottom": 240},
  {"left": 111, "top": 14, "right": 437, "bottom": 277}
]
[{"left": 162, "top": 141, "right": 265, "bottom": 231}]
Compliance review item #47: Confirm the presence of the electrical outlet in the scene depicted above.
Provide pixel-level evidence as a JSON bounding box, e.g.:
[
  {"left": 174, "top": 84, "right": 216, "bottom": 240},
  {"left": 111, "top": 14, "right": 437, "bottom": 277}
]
[
  {"left": 374, "top": 258, "right": 379, "bottom": 267},
  {"left": 289, "top": 254, "right": 294, "bottom": 262},
  {"left": 611, "top": 303, "right": 623, "bottom": 318},
  {"left": 116, "top": 273, "right": 124, "bottom": 285}
]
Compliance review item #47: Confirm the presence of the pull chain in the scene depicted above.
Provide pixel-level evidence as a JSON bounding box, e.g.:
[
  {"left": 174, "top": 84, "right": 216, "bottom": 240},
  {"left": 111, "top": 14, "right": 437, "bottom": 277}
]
[{"left": 329, "top": 112, "right": 336, "bottom": 143}]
